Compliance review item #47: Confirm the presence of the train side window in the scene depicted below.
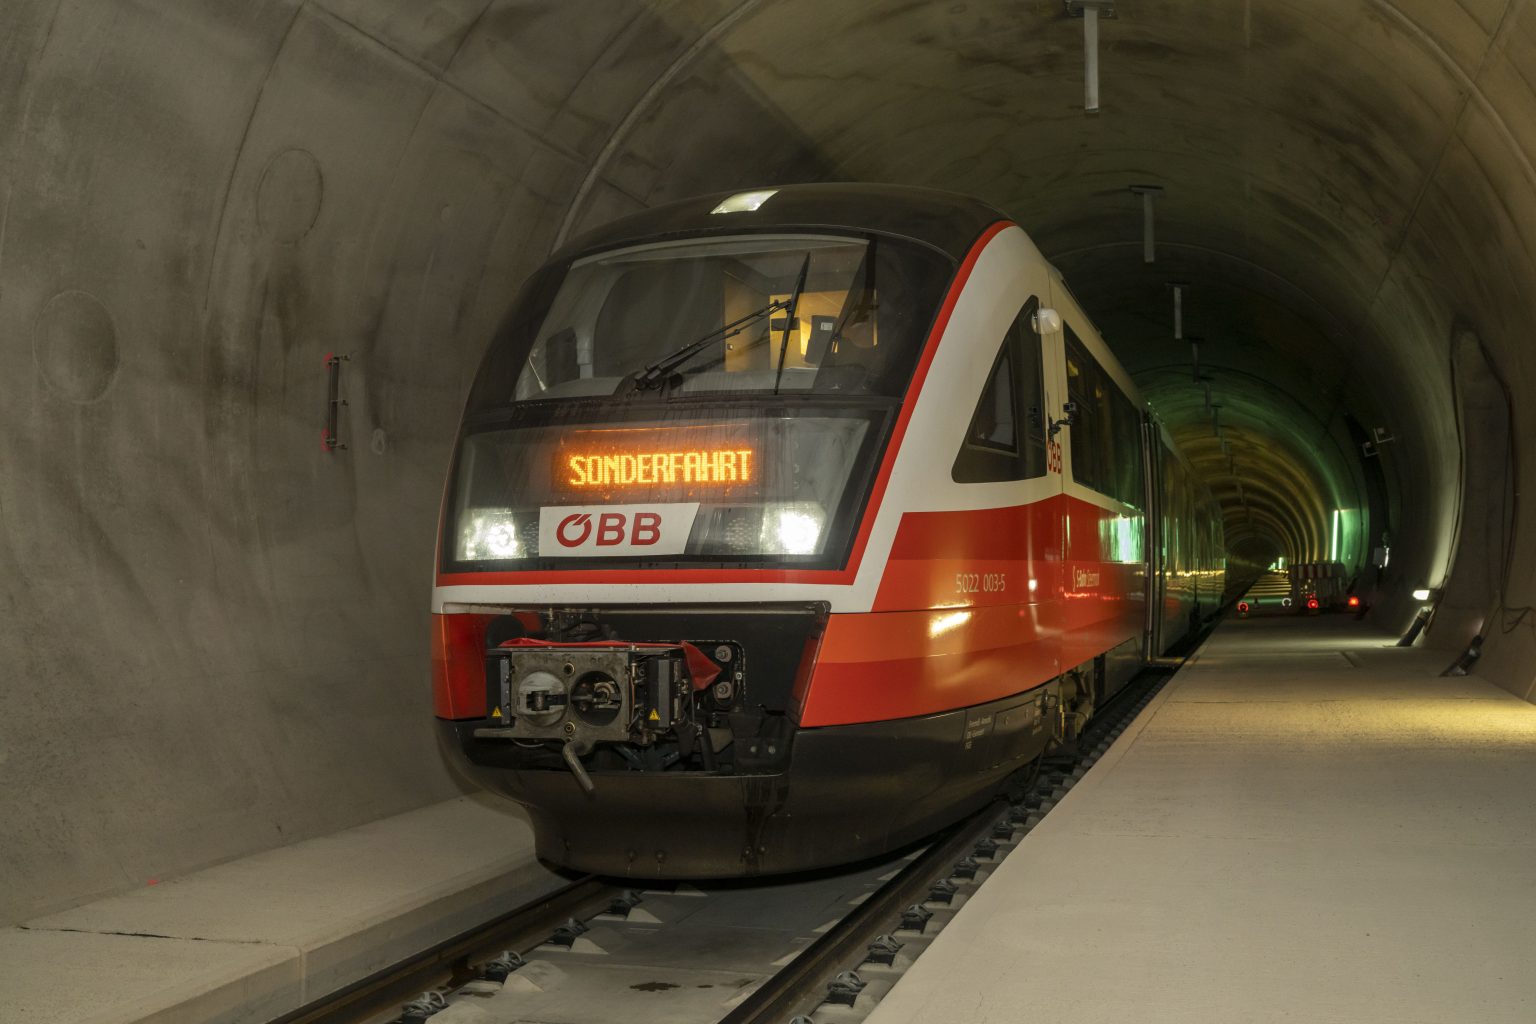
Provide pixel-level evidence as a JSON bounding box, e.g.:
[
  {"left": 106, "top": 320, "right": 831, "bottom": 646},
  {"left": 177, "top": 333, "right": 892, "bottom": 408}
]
[
  {"left": 1012, "top": 299, "right": 1048, "bottom": 477},
  {"left": 970, "top": 348, "right": 1018, "bottom": 453},
  {"left": 1065, "top": 326, "right": 1141, "bottom": 506},
  {"left": 953, "top": 297, "right": 1047, "bottom": 483},
  {"left": 1065, "top": 328, "right": 1104, "bottom": 493},
  {"left": 1113, "top": 389, "right": 1144, "bottom": 507}
]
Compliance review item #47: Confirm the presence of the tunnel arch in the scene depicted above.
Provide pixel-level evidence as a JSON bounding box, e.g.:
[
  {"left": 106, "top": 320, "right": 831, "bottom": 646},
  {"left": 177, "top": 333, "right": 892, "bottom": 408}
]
[{"left": 4, "top": 0, "right": 1535, "bottom": 925}]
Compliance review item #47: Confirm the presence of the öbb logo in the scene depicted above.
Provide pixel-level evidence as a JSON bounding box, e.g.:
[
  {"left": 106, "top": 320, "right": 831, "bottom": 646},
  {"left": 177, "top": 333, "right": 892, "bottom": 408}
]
[
  {"left": 539, "top": 502, "right": 697, "bottom": 557},
  {"left": 555, "top": 511, "right": 663, "bottom": 548}
]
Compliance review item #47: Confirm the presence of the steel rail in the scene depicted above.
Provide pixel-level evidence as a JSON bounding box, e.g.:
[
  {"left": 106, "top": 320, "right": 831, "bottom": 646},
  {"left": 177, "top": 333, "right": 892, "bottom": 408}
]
[
  {"left": 306, "top": 624, "right": 1208, "bottom": 1024},
  {"left": 718, "top": 656, "right": 1191, "bottom": 1024},
  {"left": 269, "top": 875, "right": 616, "bottom": 1024}
]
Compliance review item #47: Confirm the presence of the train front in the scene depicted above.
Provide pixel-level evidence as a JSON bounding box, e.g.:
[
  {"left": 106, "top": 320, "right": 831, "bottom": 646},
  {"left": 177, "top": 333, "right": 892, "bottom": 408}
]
[{"left": 432, "top": 189, "right": 965, "bottom": 877}]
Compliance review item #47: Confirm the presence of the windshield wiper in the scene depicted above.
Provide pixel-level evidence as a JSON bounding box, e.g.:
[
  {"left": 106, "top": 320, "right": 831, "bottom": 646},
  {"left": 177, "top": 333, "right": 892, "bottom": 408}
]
[
  {"left": 628, "top": 299, "right": 789, "bottom": 392},
  {"left": 772, "top": 253, "right": 813, "bottom": 395}
]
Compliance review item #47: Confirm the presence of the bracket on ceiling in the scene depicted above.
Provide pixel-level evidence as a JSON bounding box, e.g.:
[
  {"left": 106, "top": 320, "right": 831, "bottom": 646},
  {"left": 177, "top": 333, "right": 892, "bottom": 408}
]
[
  {"left": 1362, "top": 425, "right": 1395, "bottom": 458},
  {"left": 1166, "top": 281, "right": 1190, "bottom": 340},
  {"left": 1130, "top": 185, "right": 1163, "bottom": 262},
  {"left": 1064, "top": 1, "right": 1117, "bottom": 18},
  {"left": 1066, "top": 1, "right": 1116, "bottom": 113},
  {"left": 1187, "top": 337, "right": 1206, "bottom": 384}
]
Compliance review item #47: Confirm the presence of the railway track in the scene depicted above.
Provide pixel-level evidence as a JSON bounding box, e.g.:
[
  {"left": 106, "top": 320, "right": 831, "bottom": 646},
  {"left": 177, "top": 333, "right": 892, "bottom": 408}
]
[{"left": 284, "top": 659, "right": 1183, "bottom": 1024}]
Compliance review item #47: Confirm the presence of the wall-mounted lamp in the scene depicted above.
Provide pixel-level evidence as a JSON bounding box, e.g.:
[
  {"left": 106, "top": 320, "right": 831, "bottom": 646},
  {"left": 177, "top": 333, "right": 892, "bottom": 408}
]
[{"left": 1398, "top": 586, "right": 1440, "bottom": 647}]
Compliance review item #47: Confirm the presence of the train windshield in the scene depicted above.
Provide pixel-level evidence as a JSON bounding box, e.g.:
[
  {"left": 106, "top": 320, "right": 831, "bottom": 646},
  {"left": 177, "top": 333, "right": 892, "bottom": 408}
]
[
  {"left": 486, "top": 234, "right": 938, "bottom": 402},
  {"left": 445, "top": 232, "right": 953, "bottom": 571}
]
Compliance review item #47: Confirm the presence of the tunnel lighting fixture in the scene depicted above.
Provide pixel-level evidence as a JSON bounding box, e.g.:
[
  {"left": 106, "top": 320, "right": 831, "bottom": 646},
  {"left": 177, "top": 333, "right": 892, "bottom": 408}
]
[
  {"left": 1330, "top": 509, "right": 1341, "bottom": 563},
  {"left": 710, "top": 189, "right": 778, "bottom": 215},
  {"left": 1067, "top": 1, "right": 1115, "bottom": 113},
  {"left": 1411, "top": 588, "right": 1433, "bottom": 602},
  {"left": 1169, "top": 282, "right": 1187, "bottom": 340},
  {"left": 1129, "top": 185, "right": 1162, "bottom": 262}
]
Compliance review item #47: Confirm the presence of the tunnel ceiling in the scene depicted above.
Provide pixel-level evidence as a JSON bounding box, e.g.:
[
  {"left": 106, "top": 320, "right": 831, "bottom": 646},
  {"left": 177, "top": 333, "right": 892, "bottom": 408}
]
[{"left": 599, "top": 0, "right": 1532, "bottom": 584}]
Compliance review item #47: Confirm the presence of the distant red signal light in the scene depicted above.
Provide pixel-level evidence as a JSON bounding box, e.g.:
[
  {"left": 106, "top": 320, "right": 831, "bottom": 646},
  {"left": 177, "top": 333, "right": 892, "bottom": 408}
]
[
  {"left": 1347, "top": 595, "right": 1361, "bottom": 608},
  {"left": 1238, "top": 601, "right": 1250, "bottom": 615},
  {"left": 1306, "top": 596, "right": 1320, "bottom": 611}
]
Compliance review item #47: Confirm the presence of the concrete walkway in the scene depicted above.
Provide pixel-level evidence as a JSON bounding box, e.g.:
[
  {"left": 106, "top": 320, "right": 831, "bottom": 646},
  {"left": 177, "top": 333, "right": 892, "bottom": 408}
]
[
  {"left": 1, "top": 796, "right": 567, "bottom": 1024},
  {"left": 867, "top": 616, "right": 1536, "bottom": 1024}
]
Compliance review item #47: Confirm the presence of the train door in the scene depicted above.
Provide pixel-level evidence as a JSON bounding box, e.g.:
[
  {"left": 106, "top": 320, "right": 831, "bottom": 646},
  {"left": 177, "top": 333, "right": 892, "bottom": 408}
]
[
  {"left": 951, "top": 290, "right": 1060, "bottom": 608},
  {"left": 1032, "top": 294, "right": 1070, "bottom": 665},
  {"left": 1047, "top": 286, "right": 1147, "bottom": 706}
]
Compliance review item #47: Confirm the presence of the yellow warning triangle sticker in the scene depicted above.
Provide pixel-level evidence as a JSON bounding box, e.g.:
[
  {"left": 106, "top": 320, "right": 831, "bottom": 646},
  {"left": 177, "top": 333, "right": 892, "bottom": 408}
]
[
  {"left": 648, "top": 709, "right": 659, "bottom": 722},
  {"left": 492, "top": 706, "right": 503, "bottom": 719}
]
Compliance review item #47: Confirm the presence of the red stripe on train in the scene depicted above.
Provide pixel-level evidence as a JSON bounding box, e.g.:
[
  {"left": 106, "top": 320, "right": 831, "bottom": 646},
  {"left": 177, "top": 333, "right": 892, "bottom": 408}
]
[
  {"left": 796, "top": 601, "right": 1142, "bottom": 727},
  {"left": 800, "top": 496, "right": 1145, "bottom": 727}
]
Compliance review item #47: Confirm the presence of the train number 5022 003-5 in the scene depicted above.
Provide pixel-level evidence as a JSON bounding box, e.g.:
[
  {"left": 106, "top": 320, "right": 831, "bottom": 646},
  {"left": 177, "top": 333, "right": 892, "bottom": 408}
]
[{"left": 955, "top": 572, "right": 1007, "bottom": 594}]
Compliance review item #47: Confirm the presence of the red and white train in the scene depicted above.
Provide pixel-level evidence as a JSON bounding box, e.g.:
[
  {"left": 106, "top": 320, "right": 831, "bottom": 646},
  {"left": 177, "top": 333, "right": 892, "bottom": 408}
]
[{"left": 432, "top": 184, "right": 1224, "bottom": 877}]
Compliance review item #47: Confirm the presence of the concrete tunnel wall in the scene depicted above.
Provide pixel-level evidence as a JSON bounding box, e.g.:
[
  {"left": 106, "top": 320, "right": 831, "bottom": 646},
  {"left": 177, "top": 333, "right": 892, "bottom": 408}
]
[{"left": 3, "top": 0, "right": 1535, "bottom": 923}]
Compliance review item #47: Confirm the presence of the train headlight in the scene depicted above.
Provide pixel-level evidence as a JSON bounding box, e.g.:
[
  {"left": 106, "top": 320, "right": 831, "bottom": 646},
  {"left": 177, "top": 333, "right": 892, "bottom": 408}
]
[
  {"left": 762, "top": 502, "right": 825, "bottom": 555},
  {"left": 459, "top": 509, "right": 523, "bottom": 561},
  {"left": 768, "top": 503, "right": 829, "bottom": 552}
]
